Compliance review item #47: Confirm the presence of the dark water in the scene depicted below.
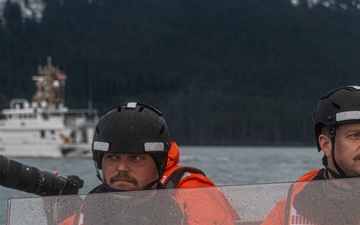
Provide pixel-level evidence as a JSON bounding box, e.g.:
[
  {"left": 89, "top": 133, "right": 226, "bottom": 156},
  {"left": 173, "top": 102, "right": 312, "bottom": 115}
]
[{"left": 0, "top": 146, "right": 322, "bottom": 224}]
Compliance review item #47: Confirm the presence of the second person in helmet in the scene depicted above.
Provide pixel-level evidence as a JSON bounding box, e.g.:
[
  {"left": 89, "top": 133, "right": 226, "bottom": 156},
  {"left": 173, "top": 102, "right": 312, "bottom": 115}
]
[{"left": 262, "top": 85, "right": 360, "bottom": 225}]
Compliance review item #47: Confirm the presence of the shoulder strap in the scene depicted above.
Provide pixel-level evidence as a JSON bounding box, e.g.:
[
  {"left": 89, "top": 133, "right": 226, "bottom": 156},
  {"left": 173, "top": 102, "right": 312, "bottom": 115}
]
[
  {"left": 284, "top": 183, "right": 294, "bottom": 225},
  {"left": 164, "top": 166, "right": 206, "bottom": 188}
]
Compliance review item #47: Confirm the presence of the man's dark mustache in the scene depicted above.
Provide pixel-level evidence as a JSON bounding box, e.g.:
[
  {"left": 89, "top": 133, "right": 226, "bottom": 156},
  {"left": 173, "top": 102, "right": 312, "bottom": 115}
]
[{"left": 110, "top": 173, "right": 137, "bottom": 185}]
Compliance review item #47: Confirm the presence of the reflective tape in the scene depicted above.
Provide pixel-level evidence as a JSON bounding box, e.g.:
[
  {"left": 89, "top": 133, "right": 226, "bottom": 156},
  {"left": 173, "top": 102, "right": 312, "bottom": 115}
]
[
  {"left": 144, "top": 142, "right": 165, "bottom": 152},
  {"left": 348, "top": 85, "right": 360, "bottom": 90},
  {"left": 93, "top": 141, "right": 110, "bottom": 151},
  {"left": 126, "top": 102, "right": 137, "bottom": 108},
  {"left": 336, "top": 111, "right": 360, "bottom": 122}
]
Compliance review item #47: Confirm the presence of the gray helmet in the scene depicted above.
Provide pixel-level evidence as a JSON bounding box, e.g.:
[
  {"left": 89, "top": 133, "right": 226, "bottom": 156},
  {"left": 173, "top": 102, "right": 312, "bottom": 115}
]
[
  {"left": 313, "top": 86, "right": 360, "bottom": 151},
  {"left": 92, "top": 102, "right": 171, "bottom": 181}
]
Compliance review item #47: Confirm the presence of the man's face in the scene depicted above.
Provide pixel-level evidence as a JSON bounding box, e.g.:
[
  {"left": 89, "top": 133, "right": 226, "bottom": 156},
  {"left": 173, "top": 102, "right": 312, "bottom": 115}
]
[
  {"left": 332, "top": 122, "right": 360, "bottom": 177},
  {"left": 102, "top": 153, "right": 159, "bottom": 191}
]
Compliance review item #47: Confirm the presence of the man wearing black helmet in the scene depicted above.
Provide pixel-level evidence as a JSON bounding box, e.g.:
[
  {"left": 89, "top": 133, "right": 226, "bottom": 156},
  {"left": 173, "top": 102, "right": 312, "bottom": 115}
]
[
  {"left": 61, "top": 102, "right": 183, "bottom": 224},
  {"left": 61, "top": 102, "right": 237, "bottom": 225},
  {"left": 262, "top": 86, "right": 360, "bottom": 225},
  {"left": 90, "top": 102, "right": 171, "bottom": 193}
]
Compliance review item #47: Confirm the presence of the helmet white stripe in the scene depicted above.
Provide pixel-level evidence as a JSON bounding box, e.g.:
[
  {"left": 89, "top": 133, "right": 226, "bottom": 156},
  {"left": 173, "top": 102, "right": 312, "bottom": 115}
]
[
  {"left": 348, "top": 85, "right": 360, "bottom": 90},
  {"left": 144, "top": 142, "right": 165, "bottom": 152},
  {"left": 336, "top": 111, "right": 360, "bottom": 122},
  {"left": 93, "top": 141, "right": 110, "bottom": 151},
  {"left": 126, "top": 102, "right": 137, "bottom": 108}
]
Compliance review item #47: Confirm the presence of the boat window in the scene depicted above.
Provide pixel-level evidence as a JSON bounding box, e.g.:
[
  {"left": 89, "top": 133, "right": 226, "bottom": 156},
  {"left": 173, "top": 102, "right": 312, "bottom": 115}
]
[
  {"left": 42, "top": 113, "right": 49, "bottom": 120},
  {"left": 40, "top": 130, "right": 45, "bottom": 138},
  {"left": 50, "top": 130, "right": 55, "bottom": 135}
]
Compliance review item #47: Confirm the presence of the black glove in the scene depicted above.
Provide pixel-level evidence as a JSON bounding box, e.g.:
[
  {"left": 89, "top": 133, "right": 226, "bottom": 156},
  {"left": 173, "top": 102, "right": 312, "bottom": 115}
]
[{"left": 60, "top": 175, "right": 84, "bottom": 195}]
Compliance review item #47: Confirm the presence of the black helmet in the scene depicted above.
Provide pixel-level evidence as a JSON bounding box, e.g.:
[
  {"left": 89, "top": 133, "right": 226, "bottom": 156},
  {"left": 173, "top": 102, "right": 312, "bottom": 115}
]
[
  {"left": 92, "top": 102, "right": 171, "bottom": 181},
  {"left": 313, "top": 86, "right": 360, "bottom": 151}
]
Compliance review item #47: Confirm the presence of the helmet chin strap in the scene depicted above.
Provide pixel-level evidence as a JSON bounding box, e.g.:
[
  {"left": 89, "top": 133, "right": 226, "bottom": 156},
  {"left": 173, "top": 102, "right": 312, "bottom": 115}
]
[
  {"left": 142, "top": 178, "right": 160, "bottom": 190},
  {"left": 328, "top": 126, "right": 348, "bottom": 178},
  {"left": 142, "top": 171, "right": 163, "bottom": 190}
]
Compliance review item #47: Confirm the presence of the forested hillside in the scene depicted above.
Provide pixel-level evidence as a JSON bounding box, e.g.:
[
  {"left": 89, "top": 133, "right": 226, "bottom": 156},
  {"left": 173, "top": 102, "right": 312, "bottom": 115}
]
[{"left": 1, "top": 0, "right": 360, "bottom": 145}]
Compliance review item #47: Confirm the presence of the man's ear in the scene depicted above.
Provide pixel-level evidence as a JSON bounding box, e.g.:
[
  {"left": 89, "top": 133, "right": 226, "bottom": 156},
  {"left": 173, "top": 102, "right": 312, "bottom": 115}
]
[{"left": 319, "top": 134, "right": 332, "bottom": 157}]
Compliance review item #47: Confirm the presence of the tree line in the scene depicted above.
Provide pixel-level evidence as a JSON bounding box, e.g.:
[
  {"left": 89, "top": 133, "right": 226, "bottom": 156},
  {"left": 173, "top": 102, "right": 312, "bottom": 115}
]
[{"left": 1, "top": 0, "right": 360, "bottom": 145}]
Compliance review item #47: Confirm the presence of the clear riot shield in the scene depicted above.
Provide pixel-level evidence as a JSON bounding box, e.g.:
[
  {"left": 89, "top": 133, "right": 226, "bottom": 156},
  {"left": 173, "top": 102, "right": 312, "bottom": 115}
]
[{"left": 7, "top": 178, "right": 360, "bottom": 225}]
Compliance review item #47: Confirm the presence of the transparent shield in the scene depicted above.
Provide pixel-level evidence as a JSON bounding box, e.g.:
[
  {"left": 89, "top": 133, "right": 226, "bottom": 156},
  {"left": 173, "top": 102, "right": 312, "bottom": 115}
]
[{"left": 7, "top": 178, "right": 360, "bottom": 225}]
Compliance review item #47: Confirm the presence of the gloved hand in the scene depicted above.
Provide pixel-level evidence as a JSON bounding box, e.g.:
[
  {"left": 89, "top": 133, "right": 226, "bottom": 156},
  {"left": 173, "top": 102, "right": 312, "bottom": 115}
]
[{"left": 59, "top": 175, "right": 84, "bottom": 195}]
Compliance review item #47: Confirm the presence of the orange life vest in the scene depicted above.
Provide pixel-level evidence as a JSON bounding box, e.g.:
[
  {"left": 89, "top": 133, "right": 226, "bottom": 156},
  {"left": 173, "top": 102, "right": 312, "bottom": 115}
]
[
  {"left": 161, "top": 142, "right": 215, "bottom": 188},
  {"left": 261, "top": 168, "right": 360, "bottom": 225},
  {"left": 160, "top": 142, "right": 240, "bottom": 224},
  {"left": 261, "top": 169, "right": 323, "bottom": 225}
]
